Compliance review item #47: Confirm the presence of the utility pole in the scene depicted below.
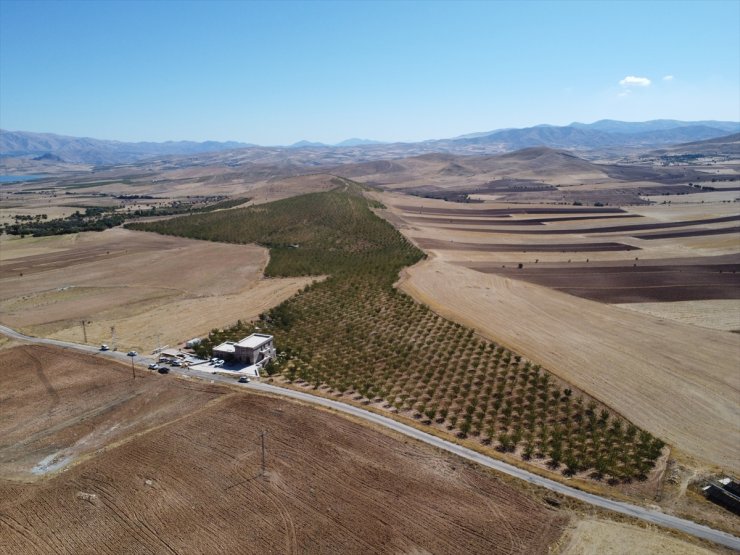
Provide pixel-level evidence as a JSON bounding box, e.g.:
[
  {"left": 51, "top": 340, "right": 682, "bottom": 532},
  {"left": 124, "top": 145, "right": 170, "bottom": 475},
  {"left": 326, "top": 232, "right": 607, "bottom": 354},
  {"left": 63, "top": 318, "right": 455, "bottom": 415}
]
[
  {"left": 130, "top": 354, "right": 135, "bottom": 380},
  {"left": 81, "top": 320, "right": 88, "bottom": 343},
  {"left": 111, "top": 326, "right": 116, "bottom": 351},
  {"left": 260, "top": 430, "right": 267, "bottom": 477}
]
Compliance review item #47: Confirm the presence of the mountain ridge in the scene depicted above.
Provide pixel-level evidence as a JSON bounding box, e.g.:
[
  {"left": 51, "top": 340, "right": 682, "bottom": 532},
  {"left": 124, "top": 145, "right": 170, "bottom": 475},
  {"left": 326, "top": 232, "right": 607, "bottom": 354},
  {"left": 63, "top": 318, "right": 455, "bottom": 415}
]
[{"left": 2, "top": 120, "right": 739, "bottom": 166}]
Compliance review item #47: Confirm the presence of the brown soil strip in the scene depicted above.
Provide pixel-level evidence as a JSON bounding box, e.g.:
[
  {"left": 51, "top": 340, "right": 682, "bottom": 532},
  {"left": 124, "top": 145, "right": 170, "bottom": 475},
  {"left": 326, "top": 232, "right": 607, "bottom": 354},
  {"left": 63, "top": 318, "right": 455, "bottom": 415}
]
[
  {"left": 430, "top": 214, "right": 740, "bottom": 235},
  {"left": 416, "top": 238, "right": 640, "bottom": 252},
  {"left": 398, "top": 206, "right": 626, "bottom": 216},
  {"left": 634, "top": 226, "right": 740, "bottom": 240},
  {"left": 469, "top": 263, "right": 740, "bottom": 303},
  {"left": 406, "top": 214, "right": 639, "bottom": 226}
]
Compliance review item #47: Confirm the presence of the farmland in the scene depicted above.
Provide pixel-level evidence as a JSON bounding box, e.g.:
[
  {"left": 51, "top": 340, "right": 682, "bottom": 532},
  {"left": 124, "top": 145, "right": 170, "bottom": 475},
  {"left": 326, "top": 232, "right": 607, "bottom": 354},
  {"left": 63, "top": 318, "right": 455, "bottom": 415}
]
[
  {"left": 381, "top": 192, "right": 740, "bottom": 469},
  {"left": 0, "top": 344, "right": 567, "bottom": 554},
  {"left": 0, "top": 228, "right": 314, "bottom": 353},
  {"left": 131, "top": 181, "right": 666, "bottom": 483},
  {"left": 0, "top": 345, "right": 225, "bottom": 481}
]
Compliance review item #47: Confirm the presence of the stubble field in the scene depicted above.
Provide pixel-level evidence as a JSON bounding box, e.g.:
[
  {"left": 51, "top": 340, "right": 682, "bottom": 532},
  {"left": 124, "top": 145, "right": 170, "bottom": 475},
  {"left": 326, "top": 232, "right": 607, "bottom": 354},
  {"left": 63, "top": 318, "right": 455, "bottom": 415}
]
[
  {"left": 0, "top": 228, "right": 314, "bottom": 353},
  {"left": 0, "top": 344, "right": 567, "bottom": 554}
]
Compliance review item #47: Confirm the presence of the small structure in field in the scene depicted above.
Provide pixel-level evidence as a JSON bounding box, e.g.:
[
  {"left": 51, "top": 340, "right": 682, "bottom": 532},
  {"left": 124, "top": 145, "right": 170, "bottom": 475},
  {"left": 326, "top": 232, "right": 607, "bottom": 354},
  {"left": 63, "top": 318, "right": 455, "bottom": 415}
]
[
  {"left": 702, "top": 477, "right": 740, "bottom": 514},
  {"left": 213, "top": 333, "right": 276, "bottom": 366},
  {"left": 185, "top": 337, "right": 202, "bottom": 349}
]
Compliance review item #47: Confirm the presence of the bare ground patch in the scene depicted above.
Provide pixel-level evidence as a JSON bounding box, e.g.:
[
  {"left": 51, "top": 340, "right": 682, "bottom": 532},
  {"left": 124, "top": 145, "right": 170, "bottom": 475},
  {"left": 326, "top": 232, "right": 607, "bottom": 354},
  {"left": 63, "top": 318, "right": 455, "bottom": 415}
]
[
  {"left": 0, "top": 345, "right": 225, "bottom": 481},
  {"left": 559, "top": 518, "right": 718, "bottom": 555},
  {"left": 468, "top": 258, "right": 740, "bottom": 303}
]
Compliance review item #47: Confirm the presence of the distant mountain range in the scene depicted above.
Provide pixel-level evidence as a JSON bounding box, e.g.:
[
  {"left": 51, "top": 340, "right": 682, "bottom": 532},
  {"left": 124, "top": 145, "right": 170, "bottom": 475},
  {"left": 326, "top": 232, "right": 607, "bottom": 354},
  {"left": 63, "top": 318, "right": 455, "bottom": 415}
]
[
  {"left": 0, "top": 130, "right": 256, "bottom": 165},
  {"left": 1, "top": 120, "right": 738, "bottom": 166},
  {"left": 438, "top": 120, "right": 740, "bottom": 151}
]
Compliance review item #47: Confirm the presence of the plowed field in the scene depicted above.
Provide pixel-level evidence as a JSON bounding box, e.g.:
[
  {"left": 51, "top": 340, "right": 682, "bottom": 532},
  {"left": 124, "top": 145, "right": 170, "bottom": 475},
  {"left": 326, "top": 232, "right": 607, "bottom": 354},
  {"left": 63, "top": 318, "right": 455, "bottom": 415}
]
[{"left": 0, "top": 345, "right": 567, "bottom": 554}]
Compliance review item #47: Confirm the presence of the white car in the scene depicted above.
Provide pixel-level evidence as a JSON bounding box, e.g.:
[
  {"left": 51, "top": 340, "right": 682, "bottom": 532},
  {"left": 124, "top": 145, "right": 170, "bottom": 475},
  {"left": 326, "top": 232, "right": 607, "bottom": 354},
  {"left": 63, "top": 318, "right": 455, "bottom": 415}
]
[
  {"left": 100, "top": 344, "right": 109, "bottom": 351},
  {"left": 148, "top": 363, "right": 159, "bottom": 370}
]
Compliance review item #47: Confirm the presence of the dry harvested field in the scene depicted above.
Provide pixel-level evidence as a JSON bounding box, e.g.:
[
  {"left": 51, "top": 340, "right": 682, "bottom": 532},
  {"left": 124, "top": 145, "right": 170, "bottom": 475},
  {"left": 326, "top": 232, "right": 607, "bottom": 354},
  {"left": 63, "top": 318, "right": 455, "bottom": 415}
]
[
  {"left": 615, "top": 300, "right": 740, "bottom": 331},
  {"left": 0, "top": 345, "right": 225, "bottom": 481},
  {"left": 377, "top": 192, "right": 740, "bottom": 470},
  {"left": 0, "top": 228, "right": 314, "bottom": 353},
  {"left": 559, "top": 519, "right": 718, "bottom": 555},
  {"left": 0, "top": 345, "right": 567, "bottom": 554}
]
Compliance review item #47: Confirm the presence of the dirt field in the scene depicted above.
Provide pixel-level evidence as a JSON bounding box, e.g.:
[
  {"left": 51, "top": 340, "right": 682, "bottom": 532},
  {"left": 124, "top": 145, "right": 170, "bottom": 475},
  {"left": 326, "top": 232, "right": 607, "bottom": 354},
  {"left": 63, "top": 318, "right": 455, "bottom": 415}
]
[
  {"left": 415, "top": 237, "right": 640, "bottom": 252},
  {"left": 0, "top": 345, "right": 225, "bottom": 481},
  {"left": 0, "top": 228, "right": 314, "bottom": 353},
  {"left": 415, "top": 214, "right": 740, "bottom": 235},
  {"left": 396, "top": 257, "right": 740, "bottom": 471},
  {"left": 383, "top": 190, "right": 740, "bottom": 305},
  {"left": 474, "top": 256, "right": 740, "bottom": 303},
  {"left": 559, "top": 519, "right": 717, "bottom": 555},
  {"left": 0, "top": 345, "right": 567, "bottom": 554}
]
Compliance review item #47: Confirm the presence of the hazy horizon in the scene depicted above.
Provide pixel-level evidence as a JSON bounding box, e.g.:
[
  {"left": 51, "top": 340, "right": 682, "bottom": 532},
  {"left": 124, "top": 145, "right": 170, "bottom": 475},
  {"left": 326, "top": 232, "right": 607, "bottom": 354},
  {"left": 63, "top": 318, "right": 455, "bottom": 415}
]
[
  {"left": 3, "top": 116, "right": 740, "bottom": 149},
  {"left": 1, "top": 0, "right": 739, "bottom": 144}
]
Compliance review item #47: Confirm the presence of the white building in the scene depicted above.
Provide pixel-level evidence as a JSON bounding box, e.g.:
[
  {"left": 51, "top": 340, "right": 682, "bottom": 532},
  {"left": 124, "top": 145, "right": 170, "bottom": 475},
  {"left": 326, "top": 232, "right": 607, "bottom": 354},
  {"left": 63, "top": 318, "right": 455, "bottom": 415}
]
[{"left": 213, "top": 333, "right": 276, "bottom": 366}]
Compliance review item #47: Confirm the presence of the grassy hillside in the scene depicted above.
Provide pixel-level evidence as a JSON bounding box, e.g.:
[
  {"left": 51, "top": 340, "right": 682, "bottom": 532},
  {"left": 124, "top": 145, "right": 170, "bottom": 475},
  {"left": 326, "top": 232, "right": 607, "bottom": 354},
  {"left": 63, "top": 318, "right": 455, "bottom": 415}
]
[{"left": 129, "top": 180, "right": 663, "bottom": 482}]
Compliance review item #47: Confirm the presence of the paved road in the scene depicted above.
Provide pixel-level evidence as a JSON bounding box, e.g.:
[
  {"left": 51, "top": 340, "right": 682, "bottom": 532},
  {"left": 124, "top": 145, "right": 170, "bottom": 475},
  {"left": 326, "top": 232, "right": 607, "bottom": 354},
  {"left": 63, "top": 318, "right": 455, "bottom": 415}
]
[{"left": 2, "top": 324, "right": 739, "bottom": 551}]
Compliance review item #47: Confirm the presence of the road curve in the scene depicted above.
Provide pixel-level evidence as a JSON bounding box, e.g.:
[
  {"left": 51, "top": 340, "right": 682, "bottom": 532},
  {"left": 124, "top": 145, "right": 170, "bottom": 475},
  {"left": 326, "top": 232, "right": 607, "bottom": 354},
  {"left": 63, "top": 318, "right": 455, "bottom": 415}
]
[{"left": 1, "top": 324, "right": 739, "bottom": 551}]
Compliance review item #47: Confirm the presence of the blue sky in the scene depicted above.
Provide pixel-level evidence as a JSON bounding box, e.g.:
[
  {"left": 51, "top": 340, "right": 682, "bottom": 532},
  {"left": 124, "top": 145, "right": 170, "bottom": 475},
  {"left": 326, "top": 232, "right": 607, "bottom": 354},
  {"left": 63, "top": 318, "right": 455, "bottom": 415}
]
[{"left": 1, "top": 0, "right": 738, "bottom": 144}]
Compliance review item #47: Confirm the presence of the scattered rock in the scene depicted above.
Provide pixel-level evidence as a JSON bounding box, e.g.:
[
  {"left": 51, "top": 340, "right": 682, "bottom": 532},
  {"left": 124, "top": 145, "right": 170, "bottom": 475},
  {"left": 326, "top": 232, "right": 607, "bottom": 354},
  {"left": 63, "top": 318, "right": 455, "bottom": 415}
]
[{"left": 75, "top": 492, "right": 98, "bottom": 504}]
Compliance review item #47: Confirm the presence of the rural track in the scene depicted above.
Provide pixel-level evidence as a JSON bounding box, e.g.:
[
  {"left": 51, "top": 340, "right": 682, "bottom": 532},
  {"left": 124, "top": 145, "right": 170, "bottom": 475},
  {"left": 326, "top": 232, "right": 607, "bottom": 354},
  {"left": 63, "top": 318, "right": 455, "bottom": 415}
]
[{"left": 2, "top": 324, "right": 739, "bottom": 551}]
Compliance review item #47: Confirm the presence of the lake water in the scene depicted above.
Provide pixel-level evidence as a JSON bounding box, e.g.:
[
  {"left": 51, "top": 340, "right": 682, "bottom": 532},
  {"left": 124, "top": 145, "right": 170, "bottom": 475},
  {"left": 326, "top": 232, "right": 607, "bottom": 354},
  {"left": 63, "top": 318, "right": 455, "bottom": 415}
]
[{"left": 0, "top": 174, "right": 49, "bottom": 183}]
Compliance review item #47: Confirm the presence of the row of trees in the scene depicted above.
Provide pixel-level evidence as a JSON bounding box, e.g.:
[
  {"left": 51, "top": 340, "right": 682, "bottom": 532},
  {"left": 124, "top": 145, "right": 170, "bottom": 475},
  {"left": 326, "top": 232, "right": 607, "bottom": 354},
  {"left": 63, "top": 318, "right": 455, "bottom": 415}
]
[{"left": 4, "top": 206, "right": 125, "bottom": 237}]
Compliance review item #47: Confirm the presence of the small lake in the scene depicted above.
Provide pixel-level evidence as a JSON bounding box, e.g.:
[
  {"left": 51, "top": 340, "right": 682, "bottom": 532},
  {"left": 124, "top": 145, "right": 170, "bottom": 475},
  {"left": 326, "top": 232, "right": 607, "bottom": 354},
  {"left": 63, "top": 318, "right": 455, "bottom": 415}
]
[{"left": 0, "top": 174, "right": 49, "bottom": 183}]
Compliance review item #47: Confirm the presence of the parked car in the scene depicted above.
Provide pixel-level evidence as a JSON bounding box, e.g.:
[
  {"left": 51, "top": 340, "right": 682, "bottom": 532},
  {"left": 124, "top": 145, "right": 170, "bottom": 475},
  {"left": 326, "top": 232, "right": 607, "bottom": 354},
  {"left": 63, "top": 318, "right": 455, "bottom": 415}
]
[
  {"left": 127, "top": 351, "right": 138, "bottom": 357},
  {"left": 158, "top": 367, "right": 170, "bottom": 374},
  {"left": 100, "top": 344, "right": 109, "bottom": 351},
  {"left": 171, "top": 359, "right": 181, "bottom": 367},
  {"left": 148, "top": 363, "right": 159, "bottom": 370},
  {"left": 238, "top": 376, "right": 250, "bottom": 383}
]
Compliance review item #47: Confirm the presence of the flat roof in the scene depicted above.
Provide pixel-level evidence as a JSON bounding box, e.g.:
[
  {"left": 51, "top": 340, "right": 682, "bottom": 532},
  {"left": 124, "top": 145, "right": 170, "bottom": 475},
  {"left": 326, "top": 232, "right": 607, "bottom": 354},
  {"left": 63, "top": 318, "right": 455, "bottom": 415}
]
[
  {"left": 236, "top": 333, "right": 273, "bottom": 349},
  {"left": 213, "top": 342, "right": 236, "bottom": 353}
]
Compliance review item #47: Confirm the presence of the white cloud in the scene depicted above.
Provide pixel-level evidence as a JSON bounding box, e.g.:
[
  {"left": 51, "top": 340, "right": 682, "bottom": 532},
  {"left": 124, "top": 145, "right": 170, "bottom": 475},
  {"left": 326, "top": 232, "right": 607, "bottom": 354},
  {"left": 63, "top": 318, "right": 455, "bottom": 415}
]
[
  {"left": 619, "top": 76, "right": 651, "bottom": 87},
  {"left": 618, "top": 89, "right": 632, "bottom": 97},
  {"left": 663, "top": 75, "right": 675, "bottom": 81}
]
